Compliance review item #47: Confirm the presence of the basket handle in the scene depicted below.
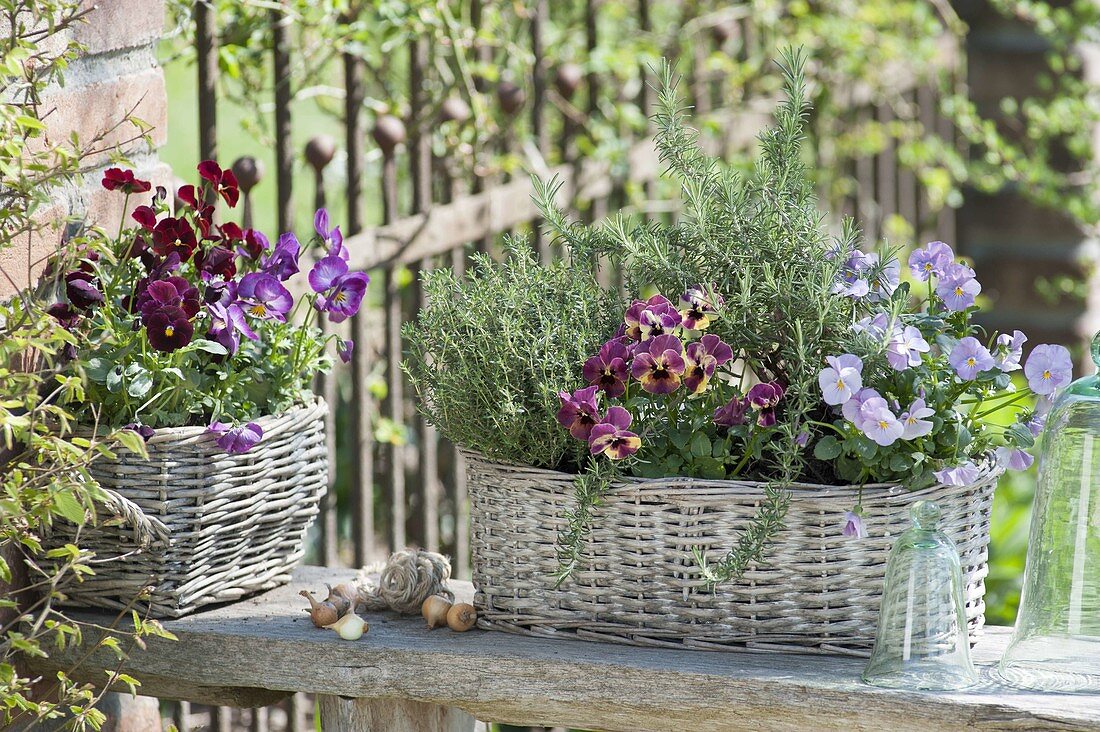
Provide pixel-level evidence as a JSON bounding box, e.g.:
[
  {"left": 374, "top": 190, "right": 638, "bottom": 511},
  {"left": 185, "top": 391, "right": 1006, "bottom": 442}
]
[{"left": 98, "top": 488, "right": 171, "bottom": 548}]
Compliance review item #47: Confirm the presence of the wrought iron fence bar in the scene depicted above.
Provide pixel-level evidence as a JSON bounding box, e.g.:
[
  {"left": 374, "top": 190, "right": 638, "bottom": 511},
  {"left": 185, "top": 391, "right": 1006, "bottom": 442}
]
[
  {"left": 195, "top": 0, "right": 217, "bottom": 164},
  {"left": 271, "top": 1, "right": 294, "bottom": 234}
]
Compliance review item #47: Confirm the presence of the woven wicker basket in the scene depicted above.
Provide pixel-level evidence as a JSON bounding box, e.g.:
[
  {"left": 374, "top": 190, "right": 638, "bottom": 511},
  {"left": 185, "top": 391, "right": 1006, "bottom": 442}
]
[
  {"left": 465, "top": 450, "right": 999, "bottom": 656},
  {"left": 57, "top": 398, "right": 328, "bottom": 618}
]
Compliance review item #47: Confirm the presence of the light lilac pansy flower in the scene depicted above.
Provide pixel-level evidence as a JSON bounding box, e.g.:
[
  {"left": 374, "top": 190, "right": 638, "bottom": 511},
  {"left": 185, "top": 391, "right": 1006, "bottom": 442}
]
[
  {"left": 818, "top": 354, "right": 863, "bottom": 406},
  {"left": 866, "top": 254, "right": 901, "bottom": 303},
  {"left": 993, "top": 330, "right": 1027, "bottom": 372},
  {"left": 934, "top": 461, "right": 981, "bottom": 487},
  {"left": 337, "top": 338, "right": 354, "bottom": 364},
  {"left": 842, "top": 387, "right": 882, "bottom": 424},
  {"left": 900, "top": 397, "right": 935, "bottom": 440},
  {"left": 1024, "top": 344, "right": 1073, "bottom": 396},
  {"left": 842, "top": 510, "right": 867, "bottom": 539},
  {"left": 936, "top": 262, "right": 981, "bottom": 311},
  {"left": 996, "top": 446, "right": 1035, "bottom": 472},
  {"left": 908, "top": 240, "right": 954, "bottom": 281},
  {"left": 860, "top": 401, "right": 905, "bottom": 446},
  {"left": 949, "top": 337, "right": 995, "bottom": 380},
  {"left": 207, "top": 421, "right": 264, "bottom": 454},
  {"left": 886, "top": 325, "right": 930, "bottom": 371}
]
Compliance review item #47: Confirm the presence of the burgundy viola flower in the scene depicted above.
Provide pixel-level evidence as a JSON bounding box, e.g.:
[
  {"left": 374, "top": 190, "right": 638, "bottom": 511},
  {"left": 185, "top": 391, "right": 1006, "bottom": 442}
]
[
  {"left": 630, "top": 334, "right": 686, "bottom": 394},
  {"left": 47, "top": 302, "right": 81, "bottom": 329},
  {"left": 101, "top": 167, "right": 151, "bottom": 194},
  {"left": 207, "top": 302, "right": 257, "bottom": 354},
  {"left": 683, "top": 334, "right": 734, "bottom": 394},
  {"left": 177, "top": 184, "right": 198, "bottom": 208},
  {"left": 152, "top": 217, "right": 198, "bottom": 260},
  {"left": 314, "top": 208, "right": 348, "bottom": 260},
  {"left": 679, "top": 286, "right": 724, "bottom": 331},
  {"left": 145, "top": 306, "right": 193, "bottom": 352},
  {"left": 747, "top": 381, "right": 785, "bottom": 427},
  {"left": 588, "top": 406, "right": 641, "bottom": 460},
  {"left": 583, "top": 339, "right": 632, "bottom": 397},
  {"left": 236, "top": 272, "right": 293, "bottom": 322},
  {"left": 238, "top": 229, "right": 269, "bottom": 260},
  {"left": 337, "top": 338, "right": 354, "bottom": 364},
  {"left": 261, "top": 232, "right": 301, "bottom": 281},
  {"left": 123, "top": 422, "right": 156, "bottom": 442},
  {"left": 207, "top": 420, "right": 263, "bottom": 454},
  {"left": 132, "top": 205, "right": 157, "bottom": 230},
  {"left": 218, "top": 221, "right": 244, "bottom": 243},
  {"left": 65, "top": 271, "right": 104, "bottom": 310},
  {"left": 137, "top": 276, "right": 200, "bottom": 319},
  {"left": 197, "top": 160, "right": 240, "bottom": 208},
  {"left": 556, "top": 385, "right": 602, "bottom": 441},
  {"left": 195, "top": 245, "right": 237, "bottom": 279},
  {"left": 713, "top": 396, "right": 748, "bottom": 428}
]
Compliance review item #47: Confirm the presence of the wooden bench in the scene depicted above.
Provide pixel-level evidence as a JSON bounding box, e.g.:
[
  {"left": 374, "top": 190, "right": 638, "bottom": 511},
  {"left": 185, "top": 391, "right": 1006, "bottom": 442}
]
[{"left": 32, "top": 566, "right": 1100, "bottom": 731}]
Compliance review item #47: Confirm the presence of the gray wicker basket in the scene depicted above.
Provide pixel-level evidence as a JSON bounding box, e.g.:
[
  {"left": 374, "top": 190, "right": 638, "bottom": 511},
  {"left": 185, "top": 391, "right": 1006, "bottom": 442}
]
[
  {"left": 465, "top": 450, "right": 999, "bottom": 656},
  {"left": 58, "top": 398, "right": 328, "bottom": 618}
]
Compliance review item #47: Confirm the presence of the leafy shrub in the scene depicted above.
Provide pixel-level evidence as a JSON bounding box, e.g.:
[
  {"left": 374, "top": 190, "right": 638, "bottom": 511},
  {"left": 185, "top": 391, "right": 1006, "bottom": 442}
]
[{"left": 403, "top": 246, "right": 620, "bottom": 469}]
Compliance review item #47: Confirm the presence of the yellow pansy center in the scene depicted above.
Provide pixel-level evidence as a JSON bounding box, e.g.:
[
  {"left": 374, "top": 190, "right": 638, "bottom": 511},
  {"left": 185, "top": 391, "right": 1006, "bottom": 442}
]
[{"left": 165, "top": 325, "right": 174, "bottom": 337}]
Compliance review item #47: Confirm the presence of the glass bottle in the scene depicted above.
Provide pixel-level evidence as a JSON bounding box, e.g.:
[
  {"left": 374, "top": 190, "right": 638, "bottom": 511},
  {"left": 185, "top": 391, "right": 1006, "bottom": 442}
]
[
  {"left": 863, "top": 500, "right": 979, "bottom": 690},
  {"left": 997, "top": 336, "right": 1100, "bottom": 692}
]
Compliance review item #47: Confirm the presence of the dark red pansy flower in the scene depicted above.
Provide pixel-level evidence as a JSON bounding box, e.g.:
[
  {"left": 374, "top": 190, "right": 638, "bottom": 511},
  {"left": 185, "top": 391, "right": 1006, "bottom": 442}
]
[
  {"left": 177, "top": 184, "right": 198, "bottom": 208},
  {"left": 132, "top": 205, "right": 157, "bottom": 230},
  {"left": 197, "top": 160, "right": 240, "bottom": 208},
  {"left": 65, "top": 271, "right": 104, "bottom": 310},
  {"left": 218, "top": 221, "right": 244, "bottom": 242},
  {"left": 195, "top": 245, "right": 237, "bottom": 279},
  {"left": 144, "top": 306, "right": 194, "bottom": 353},
  {"left": 239, "top": 229, "right": 269, "bottom": 260},
  {"left": 152, "top": 217, "right": 198, "bottom": 260},
  {"left": 47, "top": 303, "right": 81, "bottom": 330},
  {"left": 102, "top": 167, "right": 152, "bottom": 194},
  {"left": 137, "top": 276, "right": 200, "bottom": 319}
]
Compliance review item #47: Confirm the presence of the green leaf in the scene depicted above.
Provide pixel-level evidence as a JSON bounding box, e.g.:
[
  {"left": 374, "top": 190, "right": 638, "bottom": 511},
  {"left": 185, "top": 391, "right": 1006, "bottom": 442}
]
[
  {"left": 187, "top": 339, "right": 228, "bottom": 355},
  {"left": 105, "top": 365, "right": 124, "bottom": 393},
  {"left": 813, "top": 435, "right": 842, "bottom": 460},
  {"left": 86, "top": 358, "right": 110, "bottom": 382},
  {"left": 52, "top": 492, "right": 86, "bottom": 525},
  {"left": 127, "top": 370, "right": 153, "bottom": 398},
  {"left": 689, "top": 432, "right": 711, "bottom": 458},
  {"left": 115, "top": 429, "right": 149, "bottom": 458}
]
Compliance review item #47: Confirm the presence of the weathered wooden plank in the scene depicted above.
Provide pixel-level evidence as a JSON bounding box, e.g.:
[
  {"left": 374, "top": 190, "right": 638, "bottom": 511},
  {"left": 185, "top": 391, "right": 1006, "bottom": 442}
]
[
  {"left": 30, "top": 567, "right": 1100, "bottom": 732},
  {"left": 318, "top": 695, "right": 477, "bottom": 732}
]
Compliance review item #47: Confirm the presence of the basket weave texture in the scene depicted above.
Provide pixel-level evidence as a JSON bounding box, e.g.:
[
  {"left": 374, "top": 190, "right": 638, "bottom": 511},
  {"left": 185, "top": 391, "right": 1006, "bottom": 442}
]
[
  {"left": 59, "top": 398, "right": 328, "bottom": 618},
  {"left": 465, "top": 450, "right": 998, "bottom": 656}
]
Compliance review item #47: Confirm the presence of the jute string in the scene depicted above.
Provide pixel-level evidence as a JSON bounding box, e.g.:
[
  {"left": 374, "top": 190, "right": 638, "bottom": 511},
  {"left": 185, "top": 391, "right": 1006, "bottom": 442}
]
[{"left": 355, "top": 548, "right": 453, "bottom": 614}]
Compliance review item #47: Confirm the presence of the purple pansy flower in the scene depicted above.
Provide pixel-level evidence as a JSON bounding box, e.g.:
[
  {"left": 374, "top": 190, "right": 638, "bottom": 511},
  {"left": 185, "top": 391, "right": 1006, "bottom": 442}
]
[
  {"left": 237, "top": 272, "right": 293, "bottom": 322},
  {"left": 832, "top": 250, "right": 872, "bottom": 299},
  {"left": 683, "top": 334, "right": 734, "bottom": 394},
  {"left": 1025, "top": 412, "right": 1047, "bottom": 438},
  {"left": 1024, "top": 344, "right": 1073, "bottom": 396},
  {"left": 207, "top": 302, "right": 257, "bottom": 354},
  {"left": 195, "top": 245, "right": 237, "bottom": 280},
  {"left": 122, "top": 422, "right": 156, "bottom": 442},
  {"left": 819, "top": 354, "right": 863, "bottom": 406},
  {"left": 337, "top": 338, "right": 354, "bottom": 364},
  {"left": 900, "top": 398, "right": 935, "bottom": 440},
  {"left": 315, "top": 272, "right": 370, "bottom": 324},
  {"left": 678, "top": 286, "right": 723, "bottom": 331},
  {"left": 631, "top": 334, "right": 686, "bottom": 394},
  {"left": 65, "top": 271, "right": 104, "bottom": 310},
  {"left": 993, "top": 330, "right": 1027, "bottom": 372},
  {"left": 852, "top": 312, "right": 892, "bottom": 339},
  {"left": 949, "top": 337, "right": 995, "bottom": 380},
  {"left": 747, "top": 382, "right": 785, "bottom": 427},
  {"left": 207, "top": 421, "right": 264, "bottom": 454},
  {"left": 795, "top": 431, "right": 811, "bottom": 447},
  {"left": 936, "top": 262, "right": 981, "bottom": 311},
  {"left": 996, "top": 446, "right": 1035, "bottom": 471},
  {"left": 261, "top": 233, "right": 301, "bottom": 281},
  {"left": 556, "top": 385, "right": 602, "bottom": 441},
  {"left": 934, "top": 461, "right": 981, "bottom": 487},
  {"left": 624, "top": 295, "right": 681, "bottom": 341},
  {"left": 886, "top": 325, "right": 930, "bottom": 371},
  {"left": 908, "top": 240, "right": 954, "bottom": 281},
  {"left": 315, "top": 208, "right": 348, "bottom": 260},
  {"left": 713, "top": 396, "right": 749, "bottom": 429},
  {"left": 588, "top": 406, "right": 642, "bottom": 460},
  {"left": 842, "top": 510, "right": 867, "bottom": 539},
  {"left": 583, "top": 339, "right": 632, "bottom": 398}
]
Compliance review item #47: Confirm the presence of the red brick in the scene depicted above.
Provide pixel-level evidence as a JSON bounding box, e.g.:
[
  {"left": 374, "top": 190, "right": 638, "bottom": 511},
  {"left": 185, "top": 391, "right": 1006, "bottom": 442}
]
[
  {"left": 76, "top": 0, "right": 165, "bottom": 54},
  {"left": 37, "top": 67, "right": 168, "bottom": 166}
]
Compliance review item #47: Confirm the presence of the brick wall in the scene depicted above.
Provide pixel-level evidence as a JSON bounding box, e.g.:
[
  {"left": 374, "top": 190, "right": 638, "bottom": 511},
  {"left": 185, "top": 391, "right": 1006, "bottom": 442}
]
[{"left": 0, "top": 0, "right": 170, "bottom": 300}]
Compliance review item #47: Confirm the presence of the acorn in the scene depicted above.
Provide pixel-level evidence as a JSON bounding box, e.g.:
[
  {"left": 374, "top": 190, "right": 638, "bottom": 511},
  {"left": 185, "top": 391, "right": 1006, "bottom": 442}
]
[
  {"left": 446, "top": 602, "right": 477, "bottom": 632},
  {"left": 300, "top": 590, "right": 340, "bottom": 628},
  {"left": 422, "top": 595, "right": 453, "bottom": 630}
]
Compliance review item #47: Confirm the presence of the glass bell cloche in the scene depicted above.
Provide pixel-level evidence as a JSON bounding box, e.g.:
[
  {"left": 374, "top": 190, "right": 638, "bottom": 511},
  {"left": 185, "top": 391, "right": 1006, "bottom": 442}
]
[{"left": 998, "top": 336, "right": 1100, "bottom": 692}]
